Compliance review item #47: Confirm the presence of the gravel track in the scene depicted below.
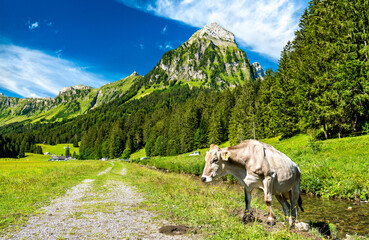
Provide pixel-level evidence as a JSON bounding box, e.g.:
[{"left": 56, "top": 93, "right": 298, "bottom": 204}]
[{"left": 2, "top": 165, "right": 195, "bottom": 240}]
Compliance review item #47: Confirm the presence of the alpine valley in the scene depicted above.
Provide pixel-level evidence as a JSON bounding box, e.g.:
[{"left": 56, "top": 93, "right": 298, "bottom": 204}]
[{"left": 2, "top": 0, "right": 369, "bottom": 161}]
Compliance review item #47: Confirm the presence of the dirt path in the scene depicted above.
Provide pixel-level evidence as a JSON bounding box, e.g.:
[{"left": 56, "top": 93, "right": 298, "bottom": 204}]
[{"left": 3, "top": 164, "right": 196, "bottom": 240}]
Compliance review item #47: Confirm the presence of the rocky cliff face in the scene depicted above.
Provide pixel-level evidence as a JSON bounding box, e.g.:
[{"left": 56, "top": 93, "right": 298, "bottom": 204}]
[
  {"left": 145, "top": 22, "right": 255, "bottom": 89},
  {"left": 252, "top": 62, "right": 265, "bottom": 79}
]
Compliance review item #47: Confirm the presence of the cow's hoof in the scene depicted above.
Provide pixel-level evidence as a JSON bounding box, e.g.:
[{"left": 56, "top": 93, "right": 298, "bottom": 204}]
[
  {"left": 242, "top": 213, "right": 255, "bottom": 224},
  {"left": 267, "top": 221, "right": 276, "bottom": 226}
]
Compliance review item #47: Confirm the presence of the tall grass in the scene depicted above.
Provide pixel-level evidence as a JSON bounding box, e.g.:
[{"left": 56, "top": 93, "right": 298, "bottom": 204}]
[{"left": 0, "top": 154, "right": 108, "bottom": 233}]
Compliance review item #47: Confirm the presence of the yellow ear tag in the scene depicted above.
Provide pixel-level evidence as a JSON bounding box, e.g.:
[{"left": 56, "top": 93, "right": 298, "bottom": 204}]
[{"left": 224, "top": 152, "right": 229, "bottom": 161}]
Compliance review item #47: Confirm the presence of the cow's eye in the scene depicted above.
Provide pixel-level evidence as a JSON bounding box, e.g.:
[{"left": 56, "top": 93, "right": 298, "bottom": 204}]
[{"left": 211, "top": 158, "right": 218, "bottom": 163}]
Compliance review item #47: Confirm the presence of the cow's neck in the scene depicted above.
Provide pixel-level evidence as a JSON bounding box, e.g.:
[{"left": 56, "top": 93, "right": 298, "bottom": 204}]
[
  {"left": 225, "top": 147, "right": 248, "bottom": 167},
  {"left": 224, "top": 147, "right": 248, "bottom": 186}
]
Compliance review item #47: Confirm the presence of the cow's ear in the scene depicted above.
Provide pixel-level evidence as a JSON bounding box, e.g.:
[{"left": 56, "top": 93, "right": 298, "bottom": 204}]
[
  {"left": 221, "top": 151, "right": 230, "bottom": 161},
  {"left": 210, "top": 144, "right": 219, "bottom": 150}
]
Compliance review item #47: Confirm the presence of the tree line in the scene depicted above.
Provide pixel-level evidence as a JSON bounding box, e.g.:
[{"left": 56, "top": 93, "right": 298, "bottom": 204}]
[{"left": 0, "top": 133, "right": 42, "bottom": 158}]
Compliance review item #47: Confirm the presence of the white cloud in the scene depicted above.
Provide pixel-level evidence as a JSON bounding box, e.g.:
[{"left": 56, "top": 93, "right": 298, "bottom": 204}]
[
  {"left": 117, "top": 0, "right": 305, "bottom": 60},
  {"left": 139, "top": 43, "right": 144, "bottom": 50},
  {"left": 28, "top": 21, "right": 39, "bottom": 30},
  {"left": 0, "top": 44, "right": 109, "bottom": 98}
]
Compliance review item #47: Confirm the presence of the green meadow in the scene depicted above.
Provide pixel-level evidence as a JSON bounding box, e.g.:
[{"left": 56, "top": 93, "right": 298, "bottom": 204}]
[
  {"left": 37, "top": 143, "right": 80, "bottom": 156},
  {"left": 0, "top": 154, "right": 108, "bottom": 233}
]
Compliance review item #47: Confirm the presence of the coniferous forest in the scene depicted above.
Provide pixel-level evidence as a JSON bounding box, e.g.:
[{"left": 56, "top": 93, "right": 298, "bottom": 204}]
[{"left": 1, "top": 0, "right": 369, "bottom": 159}]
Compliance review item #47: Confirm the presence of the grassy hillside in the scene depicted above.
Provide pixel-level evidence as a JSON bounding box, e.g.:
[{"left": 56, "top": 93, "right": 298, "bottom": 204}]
[{"left": 133, "top": 134, "right": 369, "bottom": 201}]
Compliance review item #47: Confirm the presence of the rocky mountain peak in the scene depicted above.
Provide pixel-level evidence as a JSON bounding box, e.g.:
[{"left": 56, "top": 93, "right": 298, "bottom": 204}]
[
  {"left": 200, "top": 22, "right": 235, "bottom": 43},
  {"left": 252, "top": 62, "right": 265, "bottom": 79},
  {"left": 145, "top": 22, "right": 253, "bottom": 89},
  {"left": 188, "top": 22, "right": 236, "bottom": 46},
  {"left": 59, "top": 85, "right": 93, "bottom": 96},
  {"left": 129, "top": 71, "right": 139, "bottom": 77}
]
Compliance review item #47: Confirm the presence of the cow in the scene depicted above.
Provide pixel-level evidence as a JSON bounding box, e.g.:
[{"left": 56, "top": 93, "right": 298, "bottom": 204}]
[{"left": 201, "top": 140, "right": 304, "bottom": 226}]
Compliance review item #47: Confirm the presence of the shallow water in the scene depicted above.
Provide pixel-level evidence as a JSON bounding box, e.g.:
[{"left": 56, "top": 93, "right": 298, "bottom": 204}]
[
  {"left": 223, "top": 183, "right": 369, "bottom": 237},
  {"left": 299, "top": 195, "right": 369, "bottom": 237}
]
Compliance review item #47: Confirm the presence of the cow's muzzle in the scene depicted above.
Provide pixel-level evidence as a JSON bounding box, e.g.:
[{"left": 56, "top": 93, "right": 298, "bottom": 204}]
[{"left": 201, "top": 175, "right": 212, "bottom": 183}]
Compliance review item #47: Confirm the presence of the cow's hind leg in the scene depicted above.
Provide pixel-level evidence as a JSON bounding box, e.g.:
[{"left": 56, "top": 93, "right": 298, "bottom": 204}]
[
  {"left": 242, "top": 188, "right": 254, "bottom": 223},
  {"left": 289, "top": 185, "right": 300, "bottom": 227},
  {"left": 263, "top": 176, "right": 275, "bottom": 225},
  {"left": 275, "top": 193, "right": 291, "bottom": 224}
]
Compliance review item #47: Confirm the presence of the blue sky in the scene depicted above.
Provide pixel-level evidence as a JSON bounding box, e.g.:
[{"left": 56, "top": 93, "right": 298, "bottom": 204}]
[{"left": 0, "top": 0, "right": 309, "bottom": 98}]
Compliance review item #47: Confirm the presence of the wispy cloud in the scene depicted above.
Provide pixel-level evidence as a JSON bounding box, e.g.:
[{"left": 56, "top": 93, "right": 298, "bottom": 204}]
[
  {"left": 56, "top": 49, "right": 63, "bottom": 58},
  {"left": 161, "top": 25, "right": 168, "bottom": 34},
  {"left": 27, "top": 21, "right": 39, "bottom": 30},
  {"left": 139, "top": 43, "right": 144, "bottom": 50},
  {"left": 0, "top": 44, "right": 109, "bottom": 98},
  {"left": 158, "top": 41, "right": 173, "bottom": 50},
  {"left": 117, "top": 0, "right": 305, "bottom": 60}
]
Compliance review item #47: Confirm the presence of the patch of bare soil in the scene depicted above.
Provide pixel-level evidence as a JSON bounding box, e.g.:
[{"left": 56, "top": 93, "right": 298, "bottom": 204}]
[
  {"left": 159, "top": 225, "right": 190, "bottom": 236},
  {"left": 230, "top": 208, "right": 326, "bottom": 240}
]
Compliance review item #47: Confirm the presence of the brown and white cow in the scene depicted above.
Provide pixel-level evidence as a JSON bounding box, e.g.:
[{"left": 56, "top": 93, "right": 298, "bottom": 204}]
[{"left": 201, "top": 140, "right": 304, "bottom": 226}]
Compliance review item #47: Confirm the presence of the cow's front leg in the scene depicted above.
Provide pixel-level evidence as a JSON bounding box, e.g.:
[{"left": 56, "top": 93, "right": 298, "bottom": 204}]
[
  {"left": 263, "top": 176, "right": 275, "bottom": 225},
  {"left": 242, "top": 188, "right": 254, "bottom": 223}
]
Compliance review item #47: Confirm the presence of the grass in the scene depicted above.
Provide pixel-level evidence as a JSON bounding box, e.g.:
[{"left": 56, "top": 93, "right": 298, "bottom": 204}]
[
  {"left": 0, "top": 153, "right": 109, "bottom": 233},
  {"left": 121, "top": 162, "right": 311, "bottom": 239},
  {"left": 130, "top": 148, "right": 146, "bottom": 159},
  {"left": 37, "top": 143, "right": 80, "bottom": 156},
  {"left": 133, "top": 134, "right": 369, "bottom": 201}
]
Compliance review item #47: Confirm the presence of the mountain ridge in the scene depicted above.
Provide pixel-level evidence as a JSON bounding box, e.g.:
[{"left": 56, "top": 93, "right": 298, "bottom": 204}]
[{"left": 0, "top": 73, "right": 142, "bottom": 126}]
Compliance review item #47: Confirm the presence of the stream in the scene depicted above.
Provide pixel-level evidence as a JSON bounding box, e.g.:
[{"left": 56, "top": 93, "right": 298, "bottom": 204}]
[{"left": 299, "top": 194, "right": 369, "bottom": 238}]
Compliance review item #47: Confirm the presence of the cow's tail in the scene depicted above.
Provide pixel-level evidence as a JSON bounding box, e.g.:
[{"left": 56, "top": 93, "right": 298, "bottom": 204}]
[{"left": 298, "top": 194, "right": 304, "bottom": 212}]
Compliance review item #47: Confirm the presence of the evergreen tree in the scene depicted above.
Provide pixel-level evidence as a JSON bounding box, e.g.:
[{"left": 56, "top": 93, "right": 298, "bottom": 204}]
[
  {"left": 207, "top": 109, "right": 223, "bottom": 145},
  {"left": 65, "top": 146, "right": 70, "bottom": 157},
  {"left": 109, "top": 122, "right": 124, "bottom": 158}
]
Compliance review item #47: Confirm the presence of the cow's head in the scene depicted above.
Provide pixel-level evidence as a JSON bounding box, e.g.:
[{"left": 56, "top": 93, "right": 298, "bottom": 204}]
[{"left": 201, "top": 144, "right": 230, "bottom": 183}]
